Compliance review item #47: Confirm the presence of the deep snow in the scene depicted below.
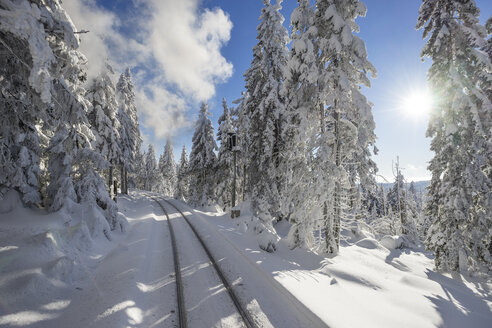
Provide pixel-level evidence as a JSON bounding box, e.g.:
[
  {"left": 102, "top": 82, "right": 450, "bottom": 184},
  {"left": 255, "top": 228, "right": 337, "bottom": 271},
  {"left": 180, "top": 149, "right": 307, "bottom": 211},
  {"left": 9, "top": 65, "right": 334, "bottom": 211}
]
[
  {"left": 0, "top": 190, "right": 491, "bottom": 327},
  {"left": 0, "top": 192, "right": 177, "bottom": 327},
  {"left": 172, "top": 200, "right": 492, "bottom": 328}
]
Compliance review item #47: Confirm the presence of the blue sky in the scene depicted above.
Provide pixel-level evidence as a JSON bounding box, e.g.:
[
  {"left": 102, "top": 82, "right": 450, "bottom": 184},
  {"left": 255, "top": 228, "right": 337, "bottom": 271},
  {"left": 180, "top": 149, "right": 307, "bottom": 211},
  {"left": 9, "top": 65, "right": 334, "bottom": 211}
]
[{"left": 65, "top": 0, "right": 492, "bottom": 182}]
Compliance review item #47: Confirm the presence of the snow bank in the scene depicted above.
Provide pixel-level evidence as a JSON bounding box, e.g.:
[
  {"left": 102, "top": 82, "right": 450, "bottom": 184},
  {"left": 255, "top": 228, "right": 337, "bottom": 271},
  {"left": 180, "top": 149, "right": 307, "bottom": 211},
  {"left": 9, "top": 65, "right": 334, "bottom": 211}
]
[
  {"left": 380, "top": 235, "right": 404, "bottom": 250},
  {"left": 0, "top": 188, "right": 21, "bottom": 213},
  {"left": 355, "top": 237, "right": 384, "bottom": 250},
  {"left": 341, "top": 219, "right": 375, "bottom": 245},
  {"left": 0, "top": 191, "right": 129, "bottom": 326},
  {"left": 201, "top": 203, "right": 223, "bottom": 213}
]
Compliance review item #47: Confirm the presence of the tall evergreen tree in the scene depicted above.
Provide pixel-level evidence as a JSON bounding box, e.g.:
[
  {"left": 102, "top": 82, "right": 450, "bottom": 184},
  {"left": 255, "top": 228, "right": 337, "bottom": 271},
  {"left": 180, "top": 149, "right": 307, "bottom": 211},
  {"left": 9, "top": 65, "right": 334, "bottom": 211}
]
[
  {"left": 176, "top": 145, "right": 190, "bottom": 201},
  {"left": 86, "top": 64, "right": 121, "bottom": 197},
  {"left": 116, "top": 68, "right": 141, "bottom": 194},
  {"left": 0, "top": 0, "right": 121, "bottom": 233},
  {"left": 215, "top": 98, "right": 235, "bottom": 210},
  {"left": 314, "top": 0, "right": 377, "bottom": 254},
  {"left": 158, "top": 140, "right": 177, "bottom": 197},
  {"left": 0, "top": 0, "right": 47, "bottom": 206},
  {"left": 143, "top": 144, "right": 158, "bottom": 192},
  {"left": 132, "top": 148, "right": 146, "bottom": 190},
  {"left": 189, "top": 102, "right": 217, "bottom": 207},
  {"left": 281, "top": 0, "right": 318, "bottom": 249},
  {"left": 387, "top": 169, "right": 418, "bottom": 241},
  {"left": 242, "top": 0, "right": 289, "bottom": 251},
  {"left": 417, "top": 0, "right": 492, "bottom": 273}
]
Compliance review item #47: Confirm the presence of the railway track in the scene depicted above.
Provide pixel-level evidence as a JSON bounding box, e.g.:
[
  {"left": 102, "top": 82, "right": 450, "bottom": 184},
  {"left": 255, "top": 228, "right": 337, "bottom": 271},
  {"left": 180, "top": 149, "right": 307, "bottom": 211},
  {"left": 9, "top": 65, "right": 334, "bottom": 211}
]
[
  {"left": 151, "top": 197, "right": 187, "bottom": 327},
  {"left": 152, "top": 197, "right": 255, "bottom": 328}
]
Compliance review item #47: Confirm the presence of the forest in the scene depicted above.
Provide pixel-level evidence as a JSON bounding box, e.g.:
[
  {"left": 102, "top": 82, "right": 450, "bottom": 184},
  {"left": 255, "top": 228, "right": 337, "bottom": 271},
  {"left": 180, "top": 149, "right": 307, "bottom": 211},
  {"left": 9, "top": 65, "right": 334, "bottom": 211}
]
[{"left": 0, "top": 0, "right": 491, "bottom": 327}]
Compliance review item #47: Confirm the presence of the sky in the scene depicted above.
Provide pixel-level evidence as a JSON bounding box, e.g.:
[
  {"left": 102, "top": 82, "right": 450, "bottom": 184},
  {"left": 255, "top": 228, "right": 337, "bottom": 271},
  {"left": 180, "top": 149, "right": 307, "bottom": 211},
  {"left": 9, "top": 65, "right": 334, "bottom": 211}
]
[{"left": 64, "top": 0, "right": 492, "bottom": 183}]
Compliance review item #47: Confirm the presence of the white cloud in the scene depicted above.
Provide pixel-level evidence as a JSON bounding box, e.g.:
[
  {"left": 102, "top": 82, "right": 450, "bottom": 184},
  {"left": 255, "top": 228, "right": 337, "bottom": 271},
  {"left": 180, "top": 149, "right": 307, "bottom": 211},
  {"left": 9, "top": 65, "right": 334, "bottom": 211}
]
[
  {"left": 403, "top": 163, "right": 430, "bottom": 182},
  {"left": 136, "top": 84, "right": 191, "bottom": 140},
  {"left": 64, "top": 0, "right": 117, "bottom": 81},
  {"left": 63, "top": 0, "right": 232, "bottom": 143},
  {"left": 146, "top": 0, "right": 233, "bottom": 100}
]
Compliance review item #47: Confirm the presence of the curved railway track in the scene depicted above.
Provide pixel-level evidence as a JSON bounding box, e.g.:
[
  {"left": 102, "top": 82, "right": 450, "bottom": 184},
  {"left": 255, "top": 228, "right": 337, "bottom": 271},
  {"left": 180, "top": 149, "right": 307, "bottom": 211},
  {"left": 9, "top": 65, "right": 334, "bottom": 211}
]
[
  {"left": 151, "top": 197, "right": 187, "bottom": 328},
  {"left": 152, "top": 197, "right": 255, "bottom": 328}
]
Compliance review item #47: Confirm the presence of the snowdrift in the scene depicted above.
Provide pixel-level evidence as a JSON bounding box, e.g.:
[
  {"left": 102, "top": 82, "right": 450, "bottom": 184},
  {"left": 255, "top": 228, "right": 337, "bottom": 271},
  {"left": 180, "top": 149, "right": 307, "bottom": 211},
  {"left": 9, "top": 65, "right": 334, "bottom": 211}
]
[{"left": 0, "top": 190, "right": 128, "bottom": 327}]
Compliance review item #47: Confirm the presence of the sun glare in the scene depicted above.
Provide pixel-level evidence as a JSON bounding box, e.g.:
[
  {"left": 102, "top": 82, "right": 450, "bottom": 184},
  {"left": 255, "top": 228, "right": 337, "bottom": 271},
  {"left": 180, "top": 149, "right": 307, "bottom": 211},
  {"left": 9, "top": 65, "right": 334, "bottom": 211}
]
[{"left": 401, "top": 89, "right": 432, "bottom": 120}]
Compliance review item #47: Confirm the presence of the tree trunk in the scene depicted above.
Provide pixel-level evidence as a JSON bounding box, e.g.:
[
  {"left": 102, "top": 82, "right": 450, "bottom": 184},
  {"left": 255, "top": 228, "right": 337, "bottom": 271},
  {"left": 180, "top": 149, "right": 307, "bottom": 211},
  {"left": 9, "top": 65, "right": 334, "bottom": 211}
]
[
  {"left": 108, "top": 164, "right": 113, "bottom": 197},
  {"left": 320, "top": 102, "right": 333, "bottom": 254},
  {"left": 120, "top": 166, "right": 125, "bottom": 195},
  {"left": 124, "top": 167, "right": 128, "bottom": 194},
  {"left": 332, "top": 110, "right": 342, "bottom": 254},
  {"left": 242, "top": 163, "right": 247, "bottom": 201}
]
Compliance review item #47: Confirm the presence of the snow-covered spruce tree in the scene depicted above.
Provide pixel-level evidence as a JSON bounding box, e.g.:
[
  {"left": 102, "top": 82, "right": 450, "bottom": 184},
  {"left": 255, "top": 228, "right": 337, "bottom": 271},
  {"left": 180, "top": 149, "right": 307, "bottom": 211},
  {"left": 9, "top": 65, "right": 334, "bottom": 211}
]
[
  {"left": 408, "top": 181, "right": 422, "bottom": 212},
  {"left": 86, "top": 64, "right": 121, "bottom": 197},
  {"left": 386, "top": 170, "right": 406, "bottom": 235},
  {"left": 43, "top": 27, "right": 88, "bottom": 211},
  {"left": 386, "top": 170, "right": 418, "bottom": 242},
  {"left": 242, "top": 0, "right": 289, "bottom": 252},
  {"left": 418, "top": 0, "right": 492, "bottom": 273},
  {"left": 0, "top": 0, "right": 119, "bottom": 232},
  {"left": 189, "top": 102, "right": 217, "bottom": 207},
  {"left": 0, "top": 0, "right": 79, "bottom": 206},
  {"left": 116, "top": 68, "right": 141, "bottom": 194},
  {"left": 157, "top": 140, "right": 177, "bottom": 197},
  {"left": 215, "top": 98, "right": 236, "bottom": 210},
  {"left": 176, "top": 145, "right": 190, "bottom": 201},
  {"left": 484, "top": 17, "right": 492, "bottom": 61},
  {"left": 132, "top": 148, "right": 146, "bottom": 190},
  {"left": 0, "top": 1, "right": 45, "bottom": 206},
  {"left": 43, "top": 1, "right": 119, "bottom": 230},
  {"left": 314, "top": 0, "right": 377, "bottom": 254},
  {"left": 142, "top": 145, "right": 158, "bottom": 192},
  {"left": 280, "top": 0, "right": 319, "bottom": 249}
]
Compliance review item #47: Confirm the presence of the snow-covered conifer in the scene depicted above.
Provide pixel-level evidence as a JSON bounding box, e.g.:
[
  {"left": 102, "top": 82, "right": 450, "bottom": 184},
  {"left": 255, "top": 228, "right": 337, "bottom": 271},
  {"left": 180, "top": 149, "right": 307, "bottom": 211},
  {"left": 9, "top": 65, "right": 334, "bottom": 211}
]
[
  {"left": 0, "top": 0, "right": 77, "bottom": 206},
  {"left": 0, "top": 15, "right": 42, "bottom": 205},
  {"left": 281, "top": 0, "right": 318, "bottom": 249},
  {"left": 86, "top": 64, "right": 121, "bottom": 196},
  {"left": 143, "top": 145, "right": 158, "bottom": 192},
  {"left": 132, "top": 149, "right": 146, "bottom": 190},
  {"left": 387, "top": 170, "right": 418, "bottom": 241},
  {"left": 116, "top": 68, "right": 141, "bottom": 194},
  {"left": 36, "top": 0, "right": 93, "bottom": 212},
  {"left": 418, "top": 0, "right": 492, "bottom": 273},
  {"left": 314, "top": 0, "right": 377, "bottom": 254},
  {"left": 157, "top": 140, "right": 177, "bottom": 197},
  {"left": 189, "top": 102, "right": 217, "bottom": 207},
  {"left": 176, "top": 145, "right": 190, "bottom": 201},
  {"left": 242, "top": 0, "right": 289, "bottom": 251},
  {"left": 215, "top": 98, "right": 236, "bottom": 210}
]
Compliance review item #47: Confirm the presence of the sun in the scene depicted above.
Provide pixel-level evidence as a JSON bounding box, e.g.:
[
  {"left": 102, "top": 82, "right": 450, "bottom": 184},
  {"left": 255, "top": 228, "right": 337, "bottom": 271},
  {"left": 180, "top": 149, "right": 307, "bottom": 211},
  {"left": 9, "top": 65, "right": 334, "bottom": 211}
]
[{"left": 401, "top": 89, "right": 433, "bottom": 120}]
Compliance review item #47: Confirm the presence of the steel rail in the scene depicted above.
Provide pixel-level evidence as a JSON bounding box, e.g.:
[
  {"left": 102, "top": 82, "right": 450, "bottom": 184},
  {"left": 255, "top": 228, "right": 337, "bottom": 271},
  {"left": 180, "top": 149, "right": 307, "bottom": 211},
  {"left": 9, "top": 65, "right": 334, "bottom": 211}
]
[
  {"left": 161, "top": 198, "right": 256, "bottom": 328},
  {"left": 151, "top": 197, "right": 187, "bottom": 328}
]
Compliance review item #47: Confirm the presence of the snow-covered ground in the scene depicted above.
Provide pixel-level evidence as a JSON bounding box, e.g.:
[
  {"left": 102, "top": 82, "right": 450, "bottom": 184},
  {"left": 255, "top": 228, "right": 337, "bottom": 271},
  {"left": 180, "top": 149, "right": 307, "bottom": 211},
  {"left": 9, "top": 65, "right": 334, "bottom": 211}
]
[
  {"left": 172, "top": 201, "right": 492, "bottom": 328},
  {"left": 0, "top": 191, "right": 491, "bottom": 327},
  {"left": 0, "top": 192, "right": 177, "bottom": 327}
]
